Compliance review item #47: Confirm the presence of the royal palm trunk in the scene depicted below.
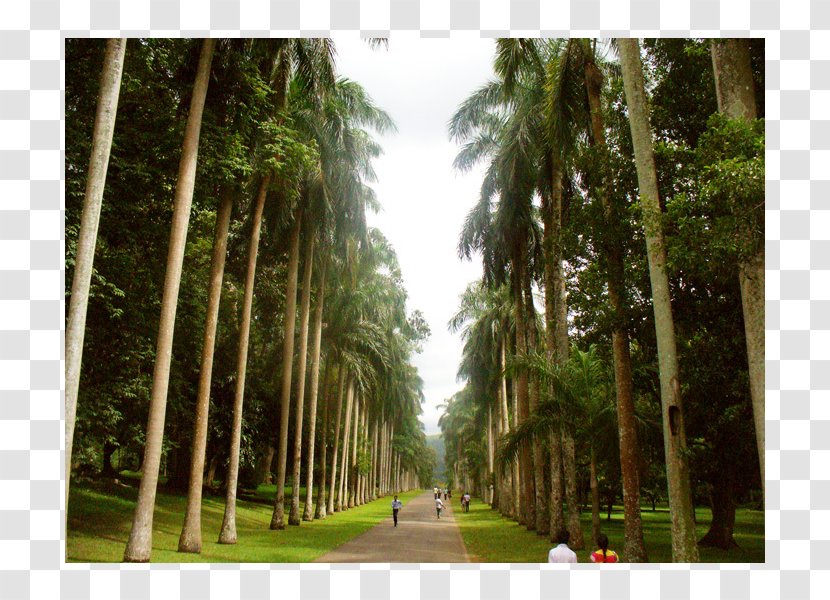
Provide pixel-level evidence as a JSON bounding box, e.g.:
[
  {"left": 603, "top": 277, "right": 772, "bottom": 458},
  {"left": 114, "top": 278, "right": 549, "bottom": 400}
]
[
  {"left": 327, "top": 367, "right": 346, "bottom": 514},
  {"left": 178, "top": 185, "right": 233, "bottom": 553},
  {"left": 338, "top": 381, "right": 354, "bottom": 511},
  {"left": 511, "top": 250, "right": 533, "bottom": 526},
  {"left": 542, "top": 157, "right": 567, "bottom": 540},
  {"left": 66, "top": 38, "right": 126, "bottom": 508},
  {"left": 270, "top": 211, "right": 303, "bottom": 530},
  {"left": 313, "top": 365, "right": 330, "bottom": 520},
  {"left": 220, "top": 183, "right": 273, "bottom": 540},
  {"left": 289, "top": 234, "right": 315, "bottom": 525},
  {"left": 124, "top": 38, "right": 215, "bottom": 562},
  {"left": 524, "top": 282, "right": 548, "bottom": 534},
  {"left": 304, "top": 257, "right": 328, "bottom": 520}
]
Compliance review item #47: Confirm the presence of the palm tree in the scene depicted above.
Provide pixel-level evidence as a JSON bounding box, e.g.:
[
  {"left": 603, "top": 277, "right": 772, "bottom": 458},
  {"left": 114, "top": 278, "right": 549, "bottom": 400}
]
[
  {"left": 124, "top": 38, "right": 216, "bottom": 562},
  {"left": 287, "top": 76, "right": 396, "bottom": 523},
  {"left": 177, "top": 186, "right": 233, "bottom": 553},
  {"left": 66, "top": 38, "right": 127, "bottom": 508},
  {"left": 617, "top": 37, "right": 699, "bottom": 562},
  {"left": 270, "top": 208, "right": 303, "bottom": 530},
  {"left": 287, "top": 224, "right": 316, "bottom": 526},
  {"left": 220, "top": 37, "right": 336, "bottom": 543},
  {"left": 303, "top": 256, "right": 328, "bottom": 521}
]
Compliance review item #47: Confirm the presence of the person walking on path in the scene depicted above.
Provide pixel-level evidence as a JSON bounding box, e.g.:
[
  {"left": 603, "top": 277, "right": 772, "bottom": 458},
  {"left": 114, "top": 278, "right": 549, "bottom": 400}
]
[
  {"left": 548, "top": 528, "right": 578, "bottom": 563},
  {"left": 315, "top": 490, "right": 470, "bottom": 563},
  {"left": 435, "top": 496, "right": 445, "bottom": 518},
  {"left": 434, "top": 487, "right": 439, "bottom": 499},
  {"left": 590, "top": 533, "right": 619, "bottom": 563},
  {"left": 391, "top": 495, "right": 403, "bottom": 528}
]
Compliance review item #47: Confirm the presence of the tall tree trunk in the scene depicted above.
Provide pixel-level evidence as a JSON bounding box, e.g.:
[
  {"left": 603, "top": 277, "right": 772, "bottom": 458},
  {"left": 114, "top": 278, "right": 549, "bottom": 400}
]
[
  {"left": 584, "top": 52, "right": 649, "bottom": 562},
  {"left": 542, "top": 156, "right": 568, "bottom": 542},
  {"left": 338, "top": 380, "right": 355, "bottom": 511},
  {"left": 219, "top": 173, "right": 271, "bottom": 544},
  {"left": 511, "top": 369, "right": 521, "bottom": 520},
  {"left": 178, "top": 185, "right": 233, "bottom": 553},
  {"left": 327, "top": 367, "right": 346, "bottom": 514},
  {"left": 304, "top": 257, "right": 328, "bottom": 521},
  {"left": 66, "top": 38, "right": 127, "bottom": 508},
  {"left": 561, "top": 427, "right": 584, "bottom": 549},
  {"left": 289, "top": 234, "right": 316, "bottom": 525},
  {"left": 486, "top": 404, "right": 494, "bottom": 505},
  {"left": 512, "top": 251, "right": 533, "bottom": 527},
  {"left": 524, "top": 281, "right": 548, "bottom": 534},
  {"left": 711, "top": 38, "right": 765, "bottom": 497},
  {"left": 499, "top": 341, "right": 513, "bottom": 517},
  {"left": 370, "top": 416, "right": 379, "bottom": 500},
  {"left": 270, "top": 210, "right": 303, "bottom": 530},
  {"left": 360, "top": 406, "right": 368, "bottom": 504},
  {"left": 618, "top": 38, "right": 699, "bottom": 562},
  {"left": 124, "top": 38, "right": 215, "bottom": 562},
  {"left": 548, "top": 429, "right": 565, "bottom": 541},
  {"left": 348, "top": 395, "right": 360, "bottom": 508},
  {"left": 313, "top": 364, "right": 330, "bottom": 520}
]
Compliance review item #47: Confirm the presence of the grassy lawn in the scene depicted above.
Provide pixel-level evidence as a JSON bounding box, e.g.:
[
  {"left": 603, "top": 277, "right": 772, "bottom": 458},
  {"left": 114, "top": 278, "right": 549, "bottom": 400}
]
[
  {"left": 455, "top": 497, "right": 764, "bottom": 563},
  {"left": 67, "top": 480, "right": 422, "bottom": 563}
]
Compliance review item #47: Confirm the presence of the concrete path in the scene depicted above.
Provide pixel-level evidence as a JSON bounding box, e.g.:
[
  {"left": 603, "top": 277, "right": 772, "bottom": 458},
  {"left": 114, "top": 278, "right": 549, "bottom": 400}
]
[{"left": 314, "top": 490, "right": 470, "bottom": 563}]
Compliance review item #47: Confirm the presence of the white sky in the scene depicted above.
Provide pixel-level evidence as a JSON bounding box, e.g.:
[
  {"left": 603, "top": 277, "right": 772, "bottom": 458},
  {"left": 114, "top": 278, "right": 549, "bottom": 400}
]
[{"left": 333, "top": 35, "right": 495, "bottom": 435}]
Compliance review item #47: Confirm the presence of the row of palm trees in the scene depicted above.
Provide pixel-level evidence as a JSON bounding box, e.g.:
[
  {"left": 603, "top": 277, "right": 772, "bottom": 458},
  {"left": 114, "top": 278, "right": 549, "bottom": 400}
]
[
  {"left": 66, "top": 38, "right": 432, "bottom": 562},
  {"left": 440, "top": 38, "right": 762, "bottom": 562}
]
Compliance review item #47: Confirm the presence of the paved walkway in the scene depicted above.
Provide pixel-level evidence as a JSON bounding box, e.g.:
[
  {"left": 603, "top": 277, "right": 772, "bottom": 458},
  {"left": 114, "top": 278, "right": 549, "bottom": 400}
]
[{"left": 314, "top": 490, "right": 470, "bottom": 563}]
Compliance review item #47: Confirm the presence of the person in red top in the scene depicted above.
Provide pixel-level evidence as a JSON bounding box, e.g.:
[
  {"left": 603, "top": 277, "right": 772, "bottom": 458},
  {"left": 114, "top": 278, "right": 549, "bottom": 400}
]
[{"left": 590, "top": 533, "right": 620, "bottom": 563}]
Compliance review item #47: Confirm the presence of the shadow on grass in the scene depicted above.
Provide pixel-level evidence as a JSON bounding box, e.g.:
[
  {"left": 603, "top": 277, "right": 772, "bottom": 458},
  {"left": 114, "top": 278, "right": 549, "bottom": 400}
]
[
  {"left": 454, "top": 497, "right": 764, "bottom": 564},
  {"left": 67, "top": 479, "right": 422, "bottom": 563}
]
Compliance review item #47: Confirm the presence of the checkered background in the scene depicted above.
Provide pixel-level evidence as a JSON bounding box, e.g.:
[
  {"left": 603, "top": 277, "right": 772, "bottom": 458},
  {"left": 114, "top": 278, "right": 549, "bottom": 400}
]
[{"left": 0, "top": 0, "right": 823, "bottom": 598}]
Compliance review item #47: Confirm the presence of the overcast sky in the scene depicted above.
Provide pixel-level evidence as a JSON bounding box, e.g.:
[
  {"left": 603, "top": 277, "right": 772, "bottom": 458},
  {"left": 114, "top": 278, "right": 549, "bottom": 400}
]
[{"left": 332, "top": 36, "right": 495, "bottom": 435}]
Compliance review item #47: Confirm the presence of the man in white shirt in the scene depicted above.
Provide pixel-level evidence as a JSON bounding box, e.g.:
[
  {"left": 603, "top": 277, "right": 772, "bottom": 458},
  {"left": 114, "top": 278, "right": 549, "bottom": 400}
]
[
  {"left": 548, "top": 528, "right": 577, "bottom": 563},
  {"left": 435, "top": 496, "right": 445, "bottom": 518},
  {"left": 391, "top": 495, "right": 403, "bottom": 527}
]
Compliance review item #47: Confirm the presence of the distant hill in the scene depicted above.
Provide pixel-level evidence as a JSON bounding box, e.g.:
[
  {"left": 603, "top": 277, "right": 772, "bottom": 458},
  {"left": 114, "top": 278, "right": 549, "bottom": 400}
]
[{"left": 426, "top": 434, "right": 446, "bottom": 484}]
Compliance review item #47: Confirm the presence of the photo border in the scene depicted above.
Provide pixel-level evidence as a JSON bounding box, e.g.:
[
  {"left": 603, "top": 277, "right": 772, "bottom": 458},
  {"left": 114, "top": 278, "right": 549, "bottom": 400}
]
[{"left": 0, "top": 0, "right": 819, "bottom": 598}]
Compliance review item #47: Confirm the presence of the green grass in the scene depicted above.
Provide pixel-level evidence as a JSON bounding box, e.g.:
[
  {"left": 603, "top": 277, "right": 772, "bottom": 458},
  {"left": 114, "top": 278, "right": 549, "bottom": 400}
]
[
  {"left": 455, "top": 498, "right": 764, "bottom": 563},
  {"left": 67, "top": 480, "right": 422, "bottom": 563}
]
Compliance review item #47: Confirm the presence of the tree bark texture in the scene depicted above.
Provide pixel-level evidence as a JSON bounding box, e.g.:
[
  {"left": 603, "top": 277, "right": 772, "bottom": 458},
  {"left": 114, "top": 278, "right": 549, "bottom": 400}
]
[
  {"left": 124, "top": 38, "right": 215, "bottom": 562},
  {"left": 524, "top": 281, "right": 548, "bottom": 535},
  {"left": 338, "top": 381, "right": 354, "bottom": 511},
  {"left": 289, "top": 234, "right": 316, "bottom": 526},
  {"left": 327, "top": 367, "right": 346, "bottom": 514},
  {"left": 270, "top": 211, "right": 303, "bottom": 530},
  {"left": 178, "top": 185, "right": 233, "bottom": 553},
  {"left": 304, "top": 256, "right": 328, "bottom": 521},
  {"left": 314, "top": 365, "right": 330, "bottom": 520},
  {"left": 512, "top": 250, "right": 533, "bottom": 527},
  {"left": 219, "top": 173, "right": 271, "bottom": 544},
  {"left": 618, "top": 37, "right": 699, "bottom": 562},
  {"left": 66, "top": 37, "right": 127, "bottom": 509},
  {"left": 711, "top": 38, "right": 765, "bottom": 497}
]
